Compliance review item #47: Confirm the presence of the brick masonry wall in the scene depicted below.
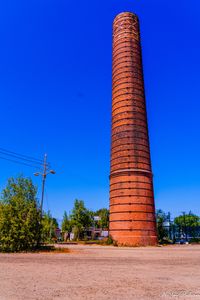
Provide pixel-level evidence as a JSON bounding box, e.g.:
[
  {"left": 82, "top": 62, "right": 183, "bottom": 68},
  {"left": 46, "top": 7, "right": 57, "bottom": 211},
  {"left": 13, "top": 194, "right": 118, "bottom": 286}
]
[{"left": 109, "top": 12, "right": 157, "bottom": 246}]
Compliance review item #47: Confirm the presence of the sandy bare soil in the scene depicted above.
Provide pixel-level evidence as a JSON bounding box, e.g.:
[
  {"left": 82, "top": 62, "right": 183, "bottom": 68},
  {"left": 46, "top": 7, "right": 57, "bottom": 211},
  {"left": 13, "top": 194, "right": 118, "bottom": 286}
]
[{"left": 0, "top": 244, "right": 200, "bottom": 300}]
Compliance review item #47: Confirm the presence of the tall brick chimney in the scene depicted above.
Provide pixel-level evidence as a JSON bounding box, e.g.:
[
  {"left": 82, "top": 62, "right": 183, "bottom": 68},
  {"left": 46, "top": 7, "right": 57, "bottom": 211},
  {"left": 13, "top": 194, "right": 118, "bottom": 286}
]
[{"left": 109, "top": 12, "right": 157, "bottom": 246}]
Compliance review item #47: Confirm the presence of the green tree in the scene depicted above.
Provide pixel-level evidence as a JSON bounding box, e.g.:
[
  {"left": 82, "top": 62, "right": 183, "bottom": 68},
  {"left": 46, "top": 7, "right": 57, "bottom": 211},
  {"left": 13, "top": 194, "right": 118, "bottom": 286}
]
[
  {"left": 0, "top": 176, "right": 41, "bottom": 252},
  {"left": 70, "top": 199, "right": 92, "bottom": 240},
  {"left": 156, "top": 209, "right": 170, "bottom": 243},
  {"left": 95, "top": 208, "right": 109, "bottom": 229},
  {"left": 41, "top": 210, "right": 58, "bottom": 242},
  {"left": 174, "top": 211, "right": 200, "bottom": 238},
  {"left": 61, "top": 211, "right": 71, "bottom": 232}
]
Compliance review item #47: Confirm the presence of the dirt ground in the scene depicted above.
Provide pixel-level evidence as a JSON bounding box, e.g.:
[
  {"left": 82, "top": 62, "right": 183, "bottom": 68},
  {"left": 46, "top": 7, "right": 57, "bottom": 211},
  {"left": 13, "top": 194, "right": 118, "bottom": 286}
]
[{"left": 0, "top": 244, "right": 200, "bottom": 300}]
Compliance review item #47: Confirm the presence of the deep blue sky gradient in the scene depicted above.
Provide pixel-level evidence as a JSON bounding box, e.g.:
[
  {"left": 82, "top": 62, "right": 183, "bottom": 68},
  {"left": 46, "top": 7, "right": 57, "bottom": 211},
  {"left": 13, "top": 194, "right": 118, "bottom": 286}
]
[{"left": 0, "top": 0, "right": 200, "bottom": 220}]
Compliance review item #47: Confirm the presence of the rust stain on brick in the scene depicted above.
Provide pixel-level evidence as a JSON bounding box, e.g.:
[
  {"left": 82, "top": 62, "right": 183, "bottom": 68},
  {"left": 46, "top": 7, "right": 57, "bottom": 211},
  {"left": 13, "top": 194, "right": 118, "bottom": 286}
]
[{"left": 109, "top": 12, "right": 157, "bottom": 246}]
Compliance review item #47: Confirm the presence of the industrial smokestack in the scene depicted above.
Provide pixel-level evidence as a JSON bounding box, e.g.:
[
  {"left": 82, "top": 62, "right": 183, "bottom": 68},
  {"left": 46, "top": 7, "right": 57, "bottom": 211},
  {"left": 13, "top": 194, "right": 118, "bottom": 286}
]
[{"left": 109, "top": 12, "right": 157, "bottom": 246}]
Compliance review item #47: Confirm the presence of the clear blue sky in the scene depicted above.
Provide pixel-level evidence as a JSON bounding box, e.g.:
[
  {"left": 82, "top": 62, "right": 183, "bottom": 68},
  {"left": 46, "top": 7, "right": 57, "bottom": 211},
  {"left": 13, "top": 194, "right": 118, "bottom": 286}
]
[{"left": 0, "top": 0, "right": 199, "bottom": 221}]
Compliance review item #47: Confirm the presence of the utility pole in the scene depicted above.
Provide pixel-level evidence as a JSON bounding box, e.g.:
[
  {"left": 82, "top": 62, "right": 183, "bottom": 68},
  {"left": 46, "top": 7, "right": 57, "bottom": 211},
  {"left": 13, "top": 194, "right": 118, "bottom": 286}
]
[
  {"left": 34, "top": 154, "right": 55, "bottom": 216},
  {"left": 41, "top": 154, "right": 47, "bottom": 213}
]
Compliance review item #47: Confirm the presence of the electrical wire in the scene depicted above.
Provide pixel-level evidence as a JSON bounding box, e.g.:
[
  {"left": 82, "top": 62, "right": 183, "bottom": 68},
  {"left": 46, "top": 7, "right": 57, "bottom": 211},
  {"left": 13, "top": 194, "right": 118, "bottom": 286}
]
[
  {"left": 0, "top": 147, "right": 43, "bottom": 163},
  {"left": 45, "top": 186, "right": 49, "bottom": 212},
  {"left": 0, "top": 147, "right": 51, "bottom": 169},
  {"left": 0, "top": 155, "right": 41, "bottom": 169},
  {"left": 0, "top": 150, "right": 44, "bottom": 166}
]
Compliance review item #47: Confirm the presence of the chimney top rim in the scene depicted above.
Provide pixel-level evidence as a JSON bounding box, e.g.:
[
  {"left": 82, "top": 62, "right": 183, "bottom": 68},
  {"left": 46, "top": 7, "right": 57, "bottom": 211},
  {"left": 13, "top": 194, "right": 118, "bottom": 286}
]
[{"left": 114, "top": 12, "right": 139, "bottom": 22}]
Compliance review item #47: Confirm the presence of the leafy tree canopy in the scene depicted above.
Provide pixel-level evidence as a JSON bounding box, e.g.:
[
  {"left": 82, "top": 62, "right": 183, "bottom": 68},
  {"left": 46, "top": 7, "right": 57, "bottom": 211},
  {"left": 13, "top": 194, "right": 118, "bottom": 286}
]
[
  {"left": 94, "top": 208, "right": 109, "bottom": 229},
  {"left": 70, "top": 199, "right": 93, "bottom": 240},
  {"left": 70, "top": 199, "right": 92, "bottom": 228},
  {"left": 61, "top": 211, "right": 72, "bottom": 233},
  {"left": 41, "top": 210, "right": 58, "bottom": 242},
  {"left": 0, "top": 176, "right": 40, "bottom": 252},
  {"left": 156, "top": 209, "right": 170, "bottom": 243},
  {"left": 174, "top": 211, "right": 200, "bottom": 228}
]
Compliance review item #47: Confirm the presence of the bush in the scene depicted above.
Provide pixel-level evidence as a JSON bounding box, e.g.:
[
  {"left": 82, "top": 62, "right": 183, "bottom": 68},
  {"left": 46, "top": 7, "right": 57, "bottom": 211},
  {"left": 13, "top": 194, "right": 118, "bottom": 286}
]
[
  {"left": 106, "top": 236, "right": 114, "bottom": 245},
  {"left": 41, "top": 211, "right": 58, "bottom": 243},
  {"left": 0, "top": 176, "right": 41, "bottom": 252},
  {"left": 159, "top": 237, "right": 172, "bottom": 245},
  {"left": 189, "top": 238, "right": 200, "bottom": 244}
]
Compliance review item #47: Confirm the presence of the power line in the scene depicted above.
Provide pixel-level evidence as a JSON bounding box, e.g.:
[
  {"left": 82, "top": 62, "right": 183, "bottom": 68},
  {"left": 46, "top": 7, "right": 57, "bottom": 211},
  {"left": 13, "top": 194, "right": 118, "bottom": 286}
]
[
  {"left": 0, "top": 155, "right": 41, "bottom": 169},
  {"left": 0, "top": 147, "right": 43, "bottom": 163},
  {"left": 0, "top": 147, "right": 52, "bottom": 170},
  {"left": 0, "top": 150, "right": 44, "bottom": 166},
  {"left": 45, "top": 187, "right": 49, "bottom": 212}
]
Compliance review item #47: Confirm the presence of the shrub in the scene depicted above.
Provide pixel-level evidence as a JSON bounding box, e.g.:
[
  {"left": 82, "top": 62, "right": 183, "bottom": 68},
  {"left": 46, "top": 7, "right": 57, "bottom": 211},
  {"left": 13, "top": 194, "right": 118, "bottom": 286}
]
[{"left": 0, "top": 176, "right": 41, "bottom": 252}]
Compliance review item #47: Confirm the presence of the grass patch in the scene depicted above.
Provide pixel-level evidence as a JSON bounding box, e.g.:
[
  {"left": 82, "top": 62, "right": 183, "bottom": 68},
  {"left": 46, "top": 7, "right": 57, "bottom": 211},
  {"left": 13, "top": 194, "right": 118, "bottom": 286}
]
[{"left": 39, "top": 246, "right": 70, "bottom": 253}]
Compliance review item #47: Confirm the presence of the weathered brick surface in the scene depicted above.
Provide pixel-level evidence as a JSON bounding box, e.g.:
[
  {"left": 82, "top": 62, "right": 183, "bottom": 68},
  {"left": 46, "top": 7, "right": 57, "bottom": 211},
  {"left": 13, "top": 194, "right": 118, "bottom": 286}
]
[
  {"left": 110, "top": 204, "right": 154, "bottom": 213},
  {"left": 109, "top": 12, "right": 157, "bottom": 246}
]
